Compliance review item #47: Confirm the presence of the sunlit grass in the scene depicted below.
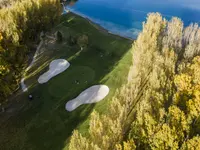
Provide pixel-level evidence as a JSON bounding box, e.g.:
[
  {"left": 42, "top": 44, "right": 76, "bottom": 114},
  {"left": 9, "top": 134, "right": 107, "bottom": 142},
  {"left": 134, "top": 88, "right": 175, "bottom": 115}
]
[{"left": 0, "top": 13, "right": 132, "bottom": 150}]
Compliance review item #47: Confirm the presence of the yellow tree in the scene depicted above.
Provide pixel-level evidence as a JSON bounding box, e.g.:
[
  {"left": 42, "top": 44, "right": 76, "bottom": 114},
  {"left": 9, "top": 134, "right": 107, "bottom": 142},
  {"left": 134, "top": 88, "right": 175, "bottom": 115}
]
[
  {"left": 0, "top": 33, "right": 3, "bottom": 41},
  {"left": 128, "top": 13, "right": 166, "bottom": 83},
  {"left": 167, "top": 106, "right": 189, "bottom": 142},
  {"left": 183, "top": 24, "right": 200, "bottom": 60},
  {"left": 0, "top": 0, "right": 62, "bottom": 104},
  {"left": 149, "top": 124, "right": 179, "bottom": 150},
  {"left": 89, "top": 111, "right": 123, "bottom": 150},
  {"left": 181, "top": 136, "right": 200, "bottom": 150},
  {"left": 174, "top": 56, "right": 200, "bottom": 122},
  {"left": 68, "top": 13, "right": 200, "bottom": 150},
  {"left": 69, "top": 130, "right": 100, "bottom": 150},
  {"left": 115, "top": 139, "right": 136, "bottom": 150}
]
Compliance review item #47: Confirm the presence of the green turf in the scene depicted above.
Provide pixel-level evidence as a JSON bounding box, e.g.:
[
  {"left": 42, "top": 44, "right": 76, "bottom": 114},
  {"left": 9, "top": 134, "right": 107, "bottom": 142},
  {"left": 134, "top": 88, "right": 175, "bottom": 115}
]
[
  {"left": 0, "top": 13, "right": 132, "bottom": 150},
  {"left": 48, "top": 66, "right": 95, "bottom": 98}
]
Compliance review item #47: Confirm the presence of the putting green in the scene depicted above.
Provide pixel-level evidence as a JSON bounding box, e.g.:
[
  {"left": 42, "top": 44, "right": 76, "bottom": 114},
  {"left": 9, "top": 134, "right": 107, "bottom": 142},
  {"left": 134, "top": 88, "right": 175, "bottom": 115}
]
[{"left": 48, "top": 66, "right": 95, "bottom": 98}]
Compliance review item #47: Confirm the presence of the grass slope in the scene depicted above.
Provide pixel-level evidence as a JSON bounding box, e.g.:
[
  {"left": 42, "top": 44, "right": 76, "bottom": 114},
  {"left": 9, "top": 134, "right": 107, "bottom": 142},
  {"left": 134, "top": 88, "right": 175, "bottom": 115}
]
[{"left": 0, "top": 13, "right": 132, "bottom": 150}]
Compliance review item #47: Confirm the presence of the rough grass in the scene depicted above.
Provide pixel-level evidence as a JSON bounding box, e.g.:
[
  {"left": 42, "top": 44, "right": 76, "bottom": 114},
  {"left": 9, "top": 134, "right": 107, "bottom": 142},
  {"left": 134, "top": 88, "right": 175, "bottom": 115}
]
[{"left": 0, "top": 13, "right": 132, "bottom": 150}]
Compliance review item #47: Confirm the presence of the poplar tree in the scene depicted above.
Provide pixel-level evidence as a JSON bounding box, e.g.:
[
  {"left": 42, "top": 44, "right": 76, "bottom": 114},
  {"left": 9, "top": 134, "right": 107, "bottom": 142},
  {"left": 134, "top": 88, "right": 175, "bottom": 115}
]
[{"left": 68, "top": 12, "right": 200, "bottom": 150}]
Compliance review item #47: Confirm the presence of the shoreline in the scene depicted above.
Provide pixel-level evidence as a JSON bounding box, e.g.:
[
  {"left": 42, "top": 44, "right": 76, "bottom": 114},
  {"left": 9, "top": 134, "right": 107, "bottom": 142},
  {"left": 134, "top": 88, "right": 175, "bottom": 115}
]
[
  {"left": 1, "top": 9, "right": 133, "bottom": 114},
  {"left": 65, "top": 11, "right": 135, "bottom": 41}
]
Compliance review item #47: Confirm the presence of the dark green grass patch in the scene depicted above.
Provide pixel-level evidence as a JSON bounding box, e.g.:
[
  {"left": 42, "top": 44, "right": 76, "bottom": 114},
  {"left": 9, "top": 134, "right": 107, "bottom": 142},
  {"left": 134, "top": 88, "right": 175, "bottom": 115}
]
[
  {"left": 0, "top": 13, "right": 132, "bottom": 150},
  {"left": 48, "top": 66, "right": 95, "bottom": 98}
]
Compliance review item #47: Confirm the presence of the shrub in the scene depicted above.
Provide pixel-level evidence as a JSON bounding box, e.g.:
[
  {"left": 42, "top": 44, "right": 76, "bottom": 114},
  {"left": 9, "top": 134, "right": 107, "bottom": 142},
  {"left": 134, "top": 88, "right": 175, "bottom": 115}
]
[
  {"left": 77, "top": 34, "right": 88, "bottom": 50},
  {"left": 56, "top": 31, "right": 63, "bottom": 42}
]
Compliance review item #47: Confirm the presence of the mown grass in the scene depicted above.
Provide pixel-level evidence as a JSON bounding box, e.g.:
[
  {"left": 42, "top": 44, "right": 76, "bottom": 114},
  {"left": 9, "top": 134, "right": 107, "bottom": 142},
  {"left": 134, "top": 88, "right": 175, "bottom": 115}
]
[{"left": 0, "top": 13, "right": 132, "bottom": 150}]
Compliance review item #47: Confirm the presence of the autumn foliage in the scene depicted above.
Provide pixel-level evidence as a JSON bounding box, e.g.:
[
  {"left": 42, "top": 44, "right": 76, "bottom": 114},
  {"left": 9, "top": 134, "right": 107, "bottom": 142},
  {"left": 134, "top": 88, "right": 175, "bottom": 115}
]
[
  {"left": 0, "top": 0, "right": 61, "bottom": 104},
  {"left": 69, "top": 13, "right": 200, "bottom": 150}
]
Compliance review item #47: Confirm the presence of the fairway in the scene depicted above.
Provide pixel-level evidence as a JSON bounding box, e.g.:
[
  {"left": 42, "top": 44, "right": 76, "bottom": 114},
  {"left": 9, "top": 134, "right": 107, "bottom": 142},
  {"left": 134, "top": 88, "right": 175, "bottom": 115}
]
[
  {"left": 0, "top": 13, "right": 132, "bottom": 150},
  {"left": 48, "top": 66, "right": 95, "bottom": 98}
]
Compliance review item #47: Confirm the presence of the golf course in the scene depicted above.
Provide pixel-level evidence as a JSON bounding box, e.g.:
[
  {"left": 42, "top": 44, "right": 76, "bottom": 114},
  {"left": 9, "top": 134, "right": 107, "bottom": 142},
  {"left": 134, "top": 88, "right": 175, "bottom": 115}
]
[
  {"left": 0, "top": 13, "right": 132, "bottom": 150},
  {"left": 2, "top": 0, "right": 200, "bottom": 149}
]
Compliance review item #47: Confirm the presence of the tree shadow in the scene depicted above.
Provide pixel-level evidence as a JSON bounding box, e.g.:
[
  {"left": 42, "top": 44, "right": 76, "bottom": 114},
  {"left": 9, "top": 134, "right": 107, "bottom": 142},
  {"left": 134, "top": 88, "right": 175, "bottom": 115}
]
[{"left": 0, "top": 14, "right": 132, "bottom": 150}]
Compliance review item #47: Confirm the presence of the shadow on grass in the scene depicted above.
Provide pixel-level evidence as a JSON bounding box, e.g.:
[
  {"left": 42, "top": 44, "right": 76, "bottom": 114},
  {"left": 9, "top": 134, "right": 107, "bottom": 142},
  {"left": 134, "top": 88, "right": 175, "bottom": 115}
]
[
  {"left": 0, "top": 42, "right": 132, "bottom": 150},
  {"left": 0, "top": 16, "right": 132, "bottom": 150}
]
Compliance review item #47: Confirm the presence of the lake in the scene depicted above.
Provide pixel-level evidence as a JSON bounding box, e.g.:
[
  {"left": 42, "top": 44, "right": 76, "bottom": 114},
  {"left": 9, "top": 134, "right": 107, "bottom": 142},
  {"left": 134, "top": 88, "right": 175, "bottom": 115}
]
[{"left": 66, "top": 0, "right": 200, "bottom": 39}]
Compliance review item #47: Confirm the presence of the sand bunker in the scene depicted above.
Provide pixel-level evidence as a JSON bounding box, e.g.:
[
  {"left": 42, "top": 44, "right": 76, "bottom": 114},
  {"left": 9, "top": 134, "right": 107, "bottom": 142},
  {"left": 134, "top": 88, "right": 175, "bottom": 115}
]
[
  {"left": 38, "top": 59, "right": 70, "bottom": 84},
  {"left": 20, "top": 78, "right": 28, "bottom": 92},
  {"left": 65, "top": 85, "right": 109, "bottom": 111}
]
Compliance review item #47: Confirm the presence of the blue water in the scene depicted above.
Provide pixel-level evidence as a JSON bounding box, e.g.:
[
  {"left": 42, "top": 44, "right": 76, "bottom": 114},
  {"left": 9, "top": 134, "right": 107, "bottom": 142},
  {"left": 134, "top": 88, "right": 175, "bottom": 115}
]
[{"left": 66, "top": 0, "right": 200, "bottom": 39}]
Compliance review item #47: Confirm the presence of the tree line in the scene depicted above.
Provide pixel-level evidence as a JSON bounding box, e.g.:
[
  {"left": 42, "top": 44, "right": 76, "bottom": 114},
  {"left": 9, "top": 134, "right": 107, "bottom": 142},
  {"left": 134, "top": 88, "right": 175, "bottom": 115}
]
[
  {"left": 0, "top": 0, "right": 61, "bottom": 105},
  {"left": 69, "top": 13, "right": 200, "bottom": 150}
]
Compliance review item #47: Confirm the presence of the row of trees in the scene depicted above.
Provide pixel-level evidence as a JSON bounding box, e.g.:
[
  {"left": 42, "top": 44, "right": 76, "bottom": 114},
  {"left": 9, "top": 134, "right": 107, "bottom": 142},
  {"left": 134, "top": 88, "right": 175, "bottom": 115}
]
[
  {"left": 0, "top": 0, "right": 61, "bottom": 104},
  {"left": 68, "top": 13, "right": 200, "bottom": 149}
]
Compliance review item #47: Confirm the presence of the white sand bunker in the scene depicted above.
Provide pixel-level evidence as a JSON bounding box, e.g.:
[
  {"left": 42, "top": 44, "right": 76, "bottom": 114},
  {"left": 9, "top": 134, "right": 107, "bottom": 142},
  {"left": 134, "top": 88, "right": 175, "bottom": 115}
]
[
  {"left": 20, "top": 78, "right": 28, "bottom": 92},
  {"left": 65, "top": 85, "right": 109, "bottom": 111},
  {"left": 38, "top": 59, "right": 70, "bottom": 84}
]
